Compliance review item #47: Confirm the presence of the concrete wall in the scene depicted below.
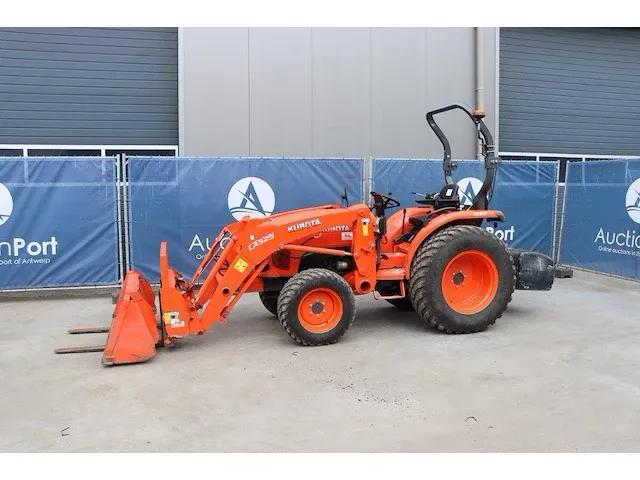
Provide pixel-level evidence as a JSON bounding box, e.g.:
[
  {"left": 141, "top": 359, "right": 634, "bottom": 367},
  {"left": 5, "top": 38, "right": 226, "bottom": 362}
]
[{"left": 179, "top": 27, "right": 497, "bottom": 160}]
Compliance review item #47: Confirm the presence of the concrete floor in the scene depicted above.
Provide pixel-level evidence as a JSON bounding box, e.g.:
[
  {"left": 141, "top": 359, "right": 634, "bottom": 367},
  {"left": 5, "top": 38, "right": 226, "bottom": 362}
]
[{"left": 1, "top": 270, "right": 639, "bottom": 453}]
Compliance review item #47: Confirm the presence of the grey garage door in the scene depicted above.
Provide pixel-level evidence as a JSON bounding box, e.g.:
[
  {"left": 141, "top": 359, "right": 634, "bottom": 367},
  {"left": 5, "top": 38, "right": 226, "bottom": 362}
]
[
  {"left": 0, "top": 28, "right": 178, "bottom": 146},
  {"left": 499, "top": 27, "right": 640, "bottom": 156}
]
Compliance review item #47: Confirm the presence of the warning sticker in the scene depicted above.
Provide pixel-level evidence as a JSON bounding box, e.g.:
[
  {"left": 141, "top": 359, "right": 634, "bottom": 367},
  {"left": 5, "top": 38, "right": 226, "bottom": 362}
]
[
  {"left": 163, "top": 311, "right": 185, "bottom": 328},
  {"left": 234, "top": 258, "right": 249, "bottom": 272},
  {"left": 171, "top": 318, "right": 185, "bottom": 328}
]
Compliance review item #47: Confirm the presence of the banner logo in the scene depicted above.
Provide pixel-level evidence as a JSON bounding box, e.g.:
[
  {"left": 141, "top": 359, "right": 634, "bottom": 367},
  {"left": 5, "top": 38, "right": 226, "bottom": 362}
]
[
  {"left": 0, "top": 181, "right": 58, "bottom": 266},
  {"left": 0, "top": 182, "right": 13, "bottom": 227},
  {"left": 228, "top": 177, "right": 275, "bottom": 221},
  {"left": 456, "top": 177, "right": 484, "bottom": 207},
  {"left": 593, "top": 177, "right": 640, "bottom": 257},
  {"left": 626, "top": 178, "right": 640, "bottom": 224}
]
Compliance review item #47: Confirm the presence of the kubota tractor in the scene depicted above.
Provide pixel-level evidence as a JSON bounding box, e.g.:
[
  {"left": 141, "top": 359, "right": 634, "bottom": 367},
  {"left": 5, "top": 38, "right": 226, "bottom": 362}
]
[{"left": 56, "top": 102, "right": 555, "bottom": 366}]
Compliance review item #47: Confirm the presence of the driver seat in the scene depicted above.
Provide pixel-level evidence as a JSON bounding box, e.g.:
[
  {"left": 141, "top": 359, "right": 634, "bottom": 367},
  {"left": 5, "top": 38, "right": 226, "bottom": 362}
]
[{"left": 409, "top": 184, "right": 461, "bottom": 227}]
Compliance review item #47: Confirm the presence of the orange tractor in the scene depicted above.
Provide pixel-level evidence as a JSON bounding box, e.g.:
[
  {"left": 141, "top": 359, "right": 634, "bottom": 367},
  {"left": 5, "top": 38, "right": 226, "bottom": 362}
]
[{"left": 56, "top": 103, "right": 555, "bottom": 366}]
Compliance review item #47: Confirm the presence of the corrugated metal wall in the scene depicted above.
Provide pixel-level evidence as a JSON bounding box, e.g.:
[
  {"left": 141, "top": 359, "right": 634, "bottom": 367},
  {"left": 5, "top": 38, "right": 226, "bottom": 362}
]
[
  {"left": 500, "top": 27, "right": 640, "bottom": 259},
  {"left": 181, "top": 27, "right": 497, "bottom": 160},
  {"left": 0, "top": 28, "right": 178, "bottom": 146},
  {"left": 499, "top": 27, "right": 640, "bottom": 156}
]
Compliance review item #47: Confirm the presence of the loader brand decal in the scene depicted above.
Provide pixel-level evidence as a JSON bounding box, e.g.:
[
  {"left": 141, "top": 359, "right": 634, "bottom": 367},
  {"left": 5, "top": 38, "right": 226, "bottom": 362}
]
[
  {"left": 228, "top": 177, "right": 275, "bottom": 221},
  {"left": 322, "top": 225, "right": 351, "bottom": 232},
  {"left": 287, "top": 218, "right": 321, "bottom": 233},
  {"left": 592, "top": 178, "right": 640, "bottom": 258},
  {"left": 0, "top": 182, "right": 60, "bottom": 267},
  {"left": 321, "top": 224, "right": 353, "bottom": 240},
  {"left": 456, "top": 177, "right": 484, "bottom": 207},
  {"left": 248, "top": 232, "right": 275, "bottom": 251},
  {"left": 0, "top": 182, "right": 13, "bottom": 227}
]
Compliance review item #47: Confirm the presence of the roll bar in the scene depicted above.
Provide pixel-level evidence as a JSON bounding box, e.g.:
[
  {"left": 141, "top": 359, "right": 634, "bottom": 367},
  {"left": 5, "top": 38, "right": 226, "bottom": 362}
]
[{"left": 425, "top": 102, "right": 500, "bottom": 210}]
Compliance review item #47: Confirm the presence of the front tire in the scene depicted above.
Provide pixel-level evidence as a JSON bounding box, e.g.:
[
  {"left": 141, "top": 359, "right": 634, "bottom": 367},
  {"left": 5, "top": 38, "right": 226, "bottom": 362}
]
[
  {"left": 408, "top": 224, "right": 515, "bottom": 334},
  {"left": 277, "top": 268, "right": 356, "bottom": 346}
]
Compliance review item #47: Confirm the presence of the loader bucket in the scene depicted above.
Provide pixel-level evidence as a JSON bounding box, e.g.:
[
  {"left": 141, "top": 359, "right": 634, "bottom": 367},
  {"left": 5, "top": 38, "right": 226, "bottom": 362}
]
[{"left": 102, "top": 270, "right": 160, "bottom": 366}]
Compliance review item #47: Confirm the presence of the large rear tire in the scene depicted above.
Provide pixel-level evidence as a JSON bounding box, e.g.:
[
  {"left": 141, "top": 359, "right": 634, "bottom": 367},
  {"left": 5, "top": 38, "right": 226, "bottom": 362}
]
[
  {"left": 408, "top": 224, "right": 515, "bottom": 334},
  {"left": 277, "top": 268, "right": 356, "bottom": 346},
  {"left": 259, "top": 291, "right": 279, "bottom": 316}
]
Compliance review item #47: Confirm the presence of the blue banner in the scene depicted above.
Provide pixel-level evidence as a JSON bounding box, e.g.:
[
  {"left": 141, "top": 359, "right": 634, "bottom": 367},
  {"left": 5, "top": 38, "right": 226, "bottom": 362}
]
[
  {"left": 559, "top": 159, "right": 640, "bottom": 280},
  {"left": 0, "top": 157, "right": 119, "bottom": 289},
  {"left": 128, "top": 157, "right": 364, "bottom": 282},
  {"left": 372, "top": 158, "right": 559, "bottom": 256}
]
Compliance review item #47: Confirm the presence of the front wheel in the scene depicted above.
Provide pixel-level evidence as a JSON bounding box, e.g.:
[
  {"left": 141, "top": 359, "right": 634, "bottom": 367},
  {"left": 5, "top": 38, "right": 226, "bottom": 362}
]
[
  {"left": 408, "top": 225, "right": 515, "bottom": 334},
  {"left": 277, "top": 268, "right": 356, "bottom": 346}
]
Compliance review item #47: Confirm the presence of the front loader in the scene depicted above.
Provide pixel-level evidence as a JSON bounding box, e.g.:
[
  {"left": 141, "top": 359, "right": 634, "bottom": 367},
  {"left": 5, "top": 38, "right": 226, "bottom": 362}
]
[{"left": 56, "top": 102, "right": 555, "bottom": 366}]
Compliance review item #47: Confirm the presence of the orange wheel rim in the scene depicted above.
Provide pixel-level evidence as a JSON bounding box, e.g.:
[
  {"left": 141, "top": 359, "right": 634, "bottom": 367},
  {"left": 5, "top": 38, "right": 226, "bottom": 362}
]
[
  {"left": 441, "top": 249, "right": 499, "bottom": 315},
  {"left": 297, "top": 288, "right": 343, "bottom": 333}
]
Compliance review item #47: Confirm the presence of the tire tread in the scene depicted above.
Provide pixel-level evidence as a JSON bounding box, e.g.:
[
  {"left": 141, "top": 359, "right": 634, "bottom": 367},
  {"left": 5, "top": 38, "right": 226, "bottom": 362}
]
[
  {"left": 277, "top": 268, "right": 356, "bottom": 346},
  {"left": 409, "top": 224, "right": 516, "bottom": 334}
]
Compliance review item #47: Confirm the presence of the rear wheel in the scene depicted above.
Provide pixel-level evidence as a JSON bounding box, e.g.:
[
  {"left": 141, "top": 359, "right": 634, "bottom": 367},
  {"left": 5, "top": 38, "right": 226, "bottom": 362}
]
[
  {"left": 259, "top": 291, "right": 279, "bottom": 316},
  {"left": 277, "top": 268, "right": 356, "bottom": 346},
  {"left": 409, "top": 224, "right": 515, "bottom": 334}
]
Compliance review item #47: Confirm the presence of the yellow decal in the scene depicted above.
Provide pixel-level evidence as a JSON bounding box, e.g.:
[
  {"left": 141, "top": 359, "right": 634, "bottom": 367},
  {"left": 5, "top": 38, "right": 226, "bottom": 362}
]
[
  {"left": 234, "top": 258, "right": 249, "bottom": 272},
  {"left": 362, "top": 223, "right": 369, "bottom": 236},
  {"left": 163, "top": 312, "right": 171, "bottom": 323}
]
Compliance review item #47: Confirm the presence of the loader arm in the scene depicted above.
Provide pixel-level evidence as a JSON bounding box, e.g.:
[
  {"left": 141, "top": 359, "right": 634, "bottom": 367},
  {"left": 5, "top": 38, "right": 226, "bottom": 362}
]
[{"left": 159, "top": 203, "right": 380, "bottom": 340}]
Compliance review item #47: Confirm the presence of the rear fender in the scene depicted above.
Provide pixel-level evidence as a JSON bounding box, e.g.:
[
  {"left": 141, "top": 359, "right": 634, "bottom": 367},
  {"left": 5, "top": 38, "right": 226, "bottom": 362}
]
[{"left": 404, "top": 209, "right": 506, "bottom": 276}]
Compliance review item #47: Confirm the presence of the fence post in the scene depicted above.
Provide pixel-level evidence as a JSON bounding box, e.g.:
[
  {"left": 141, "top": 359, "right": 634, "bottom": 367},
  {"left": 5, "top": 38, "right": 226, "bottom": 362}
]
[
  {"left": 115, "top": 154, "right": 125, "bottom": 283},
  {"left": 364, "top": 156, "right": 373, "bottom": 203},
  {"left": 555, "top": 164, "right": 570, "bottom": 264},
  {"left": 121, "top": 154, "right": 131, "bottom": 276},
  {"left": 551, "top": 159, "right": 560, "bottom": 262}
]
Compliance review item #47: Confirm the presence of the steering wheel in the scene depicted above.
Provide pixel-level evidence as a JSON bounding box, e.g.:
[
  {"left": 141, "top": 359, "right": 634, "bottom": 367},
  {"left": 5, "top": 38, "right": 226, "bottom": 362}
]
[{"left": 370, "top": 191, "right": 401, "bottom": 216}]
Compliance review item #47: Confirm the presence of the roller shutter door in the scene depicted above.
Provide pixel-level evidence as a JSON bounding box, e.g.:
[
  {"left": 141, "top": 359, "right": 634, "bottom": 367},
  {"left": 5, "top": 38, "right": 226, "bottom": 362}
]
[
  {"left": 499, "top": 27, "right": 640, "bottom": 156},
  {"left": 0, "top": 28, "right": 178, "bottom": 146}
]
